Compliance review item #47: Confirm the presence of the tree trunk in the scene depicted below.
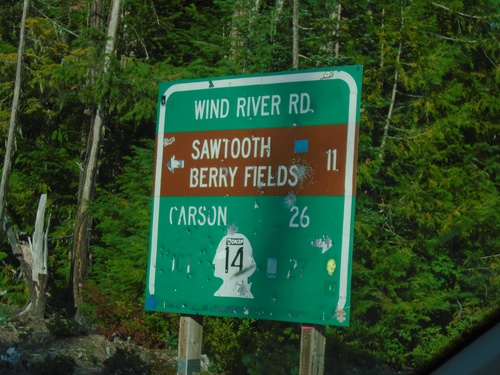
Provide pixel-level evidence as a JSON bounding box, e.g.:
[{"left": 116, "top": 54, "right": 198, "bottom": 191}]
[
  {"left": 378, "top": 5, "right": 404, "bottom": 162},
  {"left": 70, "top": 0, "right": 122, "bottom": 318},
  {"left": 229, "top": 0, "right": 261, "bottom": 71},
  {"left": 29, "top": 194, "right": 50, "bottom": 317},
  {"left": 292, "top": 0, "right": 299, "bottom": 69},
  {"left": 333, "top": 3, "right": 341, "bottom": 59},
  {"left": 380, "top": 8, "right": 385, "bottom": 70},
  {"left": 229, "top": 1, "right": 245, "bottom": 66},
  {"left": 377, "top": 40, "right": 401, "bottom": 162},
  {"left": 0, "top": 0, "right": 50, "bottom": 320},
  {"left": 0, "top": 0, "right": 30, "bottom": 230},
  {"left": 271, "top": 0, "right": 285, "bottom": 42},
  {"left": 323, "top": 3, "right": 341, "bottom": 59}
]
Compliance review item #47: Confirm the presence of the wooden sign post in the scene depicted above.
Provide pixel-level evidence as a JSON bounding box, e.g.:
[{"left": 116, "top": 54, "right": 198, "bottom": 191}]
[
  {"left": 299, "top": 325, "right": 326, "bottom": 375},
  {"left": 177, "top": 315, "right": 203, "bottom": 375}
]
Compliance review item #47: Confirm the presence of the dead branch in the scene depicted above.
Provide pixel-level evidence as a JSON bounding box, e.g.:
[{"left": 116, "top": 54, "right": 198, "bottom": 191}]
[
  {"left": 436, "top": 34, "right": 477, "bottom": 43},
  {"left": 431, "top": 2, "right": 486, "bottom": 19}
]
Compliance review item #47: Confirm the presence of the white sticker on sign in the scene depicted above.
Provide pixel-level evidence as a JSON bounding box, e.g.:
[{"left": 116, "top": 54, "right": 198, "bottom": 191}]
[{"left": 213, "top": 233, "right": 256, "bottom": 298}]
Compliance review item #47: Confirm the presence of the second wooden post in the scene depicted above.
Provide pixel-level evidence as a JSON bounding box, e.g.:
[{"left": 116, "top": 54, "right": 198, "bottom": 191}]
[
  {"left": 299, "top": 325, "right": 326, "bottom": 375},
  {"left": 177, "top": 315, "right": 203, "bottom": 375}
]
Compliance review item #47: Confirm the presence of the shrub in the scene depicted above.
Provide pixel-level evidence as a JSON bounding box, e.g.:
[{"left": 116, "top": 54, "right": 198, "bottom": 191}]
[
  {"left": 204, "top": 318, "right": 300, "bottom": 374},
  {"left": 46, "top": 315, "right": 80, "bottom": 338},
  {"left": 83, "top": 283, "right": 178, "bottom": 348},
  {"left": 0, "top": 304, "right": 12, "bottom": 324},
  {"left": 102, "top": 348, "right": 151, "bottom": 375}
]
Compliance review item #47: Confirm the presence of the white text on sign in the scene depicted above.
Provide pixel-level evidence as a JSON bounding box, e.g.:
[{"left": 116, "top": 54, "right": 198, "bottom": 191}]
[
  {"left": 194, "top": 93, "right": 311, "bottom": 120},
  {"left": 191, "top": 136, "right": 271, "bottom": 160}
]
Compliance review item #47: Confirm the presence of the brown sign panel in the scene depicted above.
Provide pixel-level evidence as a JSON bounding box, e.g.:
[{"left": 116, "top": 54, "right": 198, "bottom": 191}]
[{"left": 159, "top": 124, "right": 350, "bottom": 197}]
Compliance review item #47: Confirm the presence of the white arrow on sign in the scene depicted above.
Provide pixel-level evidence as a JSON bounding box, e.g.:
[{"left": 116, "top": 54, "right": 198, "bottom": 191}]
[
  {"left": 311, "top": 235, "right": 333, "bottom": 254},
  {"left": 166, "top": 155, "right": 184, "bottom": 173}
]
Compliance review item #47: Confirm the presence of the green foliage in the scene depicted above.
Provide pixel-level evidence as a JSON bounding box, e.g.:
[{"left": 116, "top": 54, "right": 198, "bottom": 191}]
[
  {"left": 242, "top": 321, "right": 300, "bottom": 375},
  {"left": 46, "top": 315, "right": 81, "bottom": 338},
  {"left": 84, "top": 282, "right": 178, "bottom": 349},
  {"left": 203, "top": 318, "right": 300, "bottom": 374},
  {"left": 0, "top": 248, "right": 28, "bottom": 306},
  {"left": 203, "top": 317, "right": 249, "bottom": 373},
  {"left": 82, "top": 141, "right": 179, "bottom": 348},
  {"left": 89, "top": 141, "right": 154, "bottom": 300},
  {"left": 324, "top": 330, "right": 393, "bottom": 375},
  {"left": 340, "top": 0, "right": 500, "bottom": 369},
  {"left": 102, "top": 348, "right": 151, "bottom": 375},
  {"left": 0, "top": 303, "right": 12, "bottom": 324}
]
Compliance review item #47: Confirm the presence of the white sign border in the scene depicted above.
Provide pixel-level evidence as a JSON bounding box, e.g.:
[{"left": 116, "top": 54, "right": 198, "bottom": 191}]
[{"left": 148, "top": 69, "right": 359, "bottom": 317}]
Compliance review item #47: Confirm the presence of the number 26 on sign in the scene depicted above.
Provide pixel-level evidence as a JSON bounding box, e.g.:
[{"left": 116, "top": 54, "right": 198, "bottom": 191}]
[{"left": 289, "top": 206, "right": 310, "bottom": 228}]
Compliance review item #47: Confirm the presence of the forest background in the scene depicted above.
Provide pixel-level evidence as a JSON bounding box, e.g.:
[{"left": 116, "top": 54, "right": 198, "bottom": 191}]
[{"left": 0, "top": 0, "right": 499, "bottom": 374}]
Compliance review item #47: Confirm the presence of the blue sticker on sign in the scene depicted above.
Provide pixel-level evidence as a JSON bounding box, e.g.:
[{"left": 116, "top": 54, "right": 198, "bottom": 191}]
[
  {"left": 145, "top": 297, "right": 157, "bottom": 309},
  {"left": 294, "top": 139, "right": 309, "bottom": 153}
]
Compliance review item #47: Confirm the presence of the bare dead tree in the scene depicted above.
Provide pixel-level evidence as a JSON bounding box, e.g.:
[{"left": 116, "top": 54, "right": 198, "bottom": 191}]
[
  {"left": 15, "top": 195, "right": 50, "bottom": 318},
  {"left": 70, "top": 0, "right": 123, "bottom": 318},
  {"left": 378, "top": 4, "right": 403, "bottom": 162}
]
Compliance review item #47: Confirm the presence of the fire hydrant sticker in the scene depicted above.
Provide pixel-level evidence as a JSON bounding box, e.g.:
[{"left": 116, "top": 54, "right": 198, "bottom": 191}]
[{"left": 213, "top": 233, "right": 256, "bottom": 298}]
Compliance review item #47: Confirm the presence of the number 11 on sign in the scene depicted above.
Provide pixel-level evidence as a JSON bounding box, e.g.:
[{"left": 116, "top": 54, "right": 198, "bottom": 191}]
[{"left": 326, "top": 149, "right": 338, "bottom": 171}]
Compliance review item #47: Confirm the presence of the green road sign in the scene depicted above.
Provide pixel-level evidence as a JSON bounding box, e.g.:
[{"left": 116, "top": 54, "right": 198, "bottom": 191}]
[{"left": 145, "top": 66, "right": 363, "bottom": 326}]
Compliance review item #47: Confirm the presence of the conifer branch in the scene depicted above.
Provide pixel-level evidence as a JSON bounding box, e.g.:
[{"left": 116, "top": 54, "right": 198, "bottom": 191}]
[
  {"left": 436, "top": 34, "right": 477, "bottom": 43},
  {"left": 481, "top": 46, "right": 498, "bottom": 68},
  {"left": 32, "top": 6, "right": 78, "bottom": 37},
  {"left": 431, "top": 2, "right": 485, "bottom": 20},
  {"left": 396, "top": 91, "right": 423, "bottom": 98},
  {"left": 149, "top": 0, "right": 160, "bottom": 25},
  {"left": 130, "top": 24, "right": 150, "bottom": 60},
  {"left": 480, "top": 254, "right": 500, "bottom": 259},
  {"left": 456, "top": 300, "right": 463, "bottom": 319},
  {"left": 388, "top": 131, "right": 427, "bottom": 141}
]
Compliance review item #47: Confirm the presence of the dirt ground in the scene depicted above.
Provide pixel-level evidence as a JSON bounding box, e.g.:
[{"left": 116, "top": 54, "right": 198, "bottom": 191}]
[
  {"left": 0, "top": 306, "right": 177, "bottom": 375},
  {"left": 0, "top": 305, "right": 405, "bottom": 375}
]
